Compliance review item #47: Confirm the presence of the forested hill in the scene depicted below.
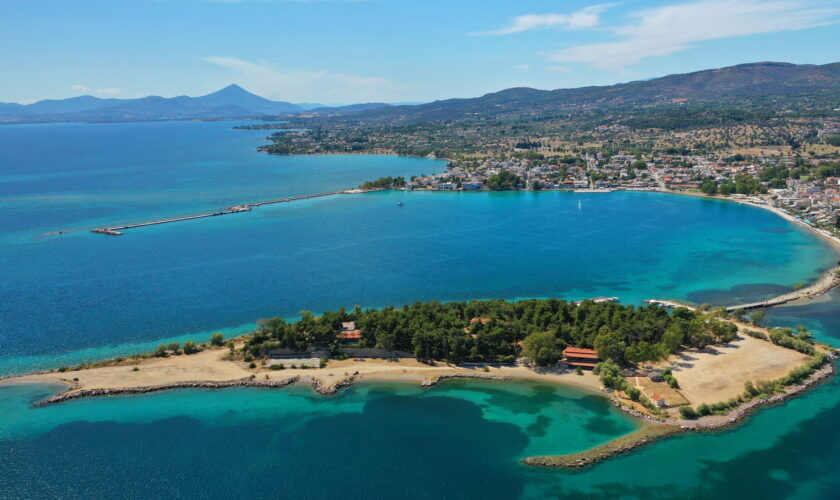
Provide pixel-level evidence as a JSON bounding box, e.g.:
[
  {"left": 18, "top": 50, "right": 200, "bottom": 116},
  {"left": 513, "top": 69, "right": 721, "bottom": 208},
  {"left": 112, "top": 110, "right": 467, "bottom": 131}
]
[{"left": 333, "top": 62, "right": 840, "bottom": 124}]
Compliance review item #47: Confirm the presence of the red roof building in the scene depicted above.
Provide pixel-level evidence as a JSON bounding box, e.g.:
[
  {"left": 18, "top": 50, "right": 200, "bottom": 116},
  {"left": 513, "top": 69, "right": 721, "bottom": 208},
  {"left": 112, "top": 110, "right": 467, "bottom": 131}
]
[
  {"left": 337, "top": 330, "right": 362, "bottom": 343},
  {"left": 562, "top": 346, "right": 600, "bottom": 368}
]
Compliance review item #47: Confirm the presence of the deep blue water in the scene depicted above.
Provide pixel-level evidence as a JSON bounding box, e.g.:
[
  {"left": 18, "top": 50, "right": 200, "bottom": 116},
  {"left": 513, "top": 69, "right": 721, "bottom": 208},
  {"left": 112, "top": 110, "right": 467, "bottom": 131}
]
[
  {"left": 0, "top": 121, "right": 835, "bottom": 374},
  {"left": 3, "top": 121, "right": 840, "bottom": 499}
]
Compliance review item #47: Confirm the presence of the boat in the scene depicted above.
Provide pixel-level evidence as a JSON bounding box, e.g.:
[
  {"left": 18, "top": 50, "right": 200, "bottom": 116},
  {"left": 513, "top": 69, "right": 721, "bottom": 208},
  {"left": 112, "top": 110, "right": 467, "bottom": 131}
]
[{"left": 397, "top": 201, "right": 404, "bottom": 207}]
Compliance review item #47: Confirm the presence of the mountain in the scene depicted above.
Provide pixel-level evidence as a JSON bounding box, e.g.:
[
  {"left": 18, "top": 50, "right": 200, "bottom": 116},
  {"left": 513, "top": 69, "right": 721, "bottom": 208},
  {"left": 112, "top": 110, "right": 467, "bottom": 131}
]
[
  {"left": 340, "top": 61, "right": 840, "bottom": 124},
  {"left": 308, "top": 103, "right": 392, "bottom": 114},
  {"left": 0, "top": 84, "right": 303, "bottom": 123}
]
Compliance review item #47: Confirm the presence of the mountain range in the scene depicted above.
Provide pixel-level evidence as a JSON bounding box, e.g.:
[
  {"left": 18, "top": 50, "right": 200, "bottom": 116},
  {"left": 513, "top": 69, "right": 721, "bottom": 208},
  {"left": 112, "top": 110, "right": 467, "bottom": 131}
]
[
  {"left": 341, "top": 61, "right": 840, "bottom": 124},
  {"left": 0, "top": 85, "right": 392, "bottom": 123},
  {"left": 2, "top": 61, "right": 838, "bottom": 125}
]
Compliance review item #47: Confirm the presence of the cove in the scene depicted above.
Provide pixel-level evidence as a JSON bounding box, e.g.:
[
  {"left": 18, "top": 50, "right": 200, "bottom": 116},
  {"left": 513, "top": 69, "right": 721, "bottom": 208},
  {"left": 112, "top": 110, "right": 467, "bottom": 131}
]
[{"left": 0, "top": 379, "right": 637, "bottom": 499}]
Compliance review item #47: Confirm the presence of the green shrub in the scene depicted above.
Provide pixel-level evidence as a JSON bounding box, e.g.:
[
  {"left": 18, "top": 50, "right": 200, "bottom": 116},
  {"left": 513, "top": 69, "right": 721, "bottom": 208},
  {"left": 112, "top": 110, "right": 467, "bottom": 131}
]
[
  {"left": 183, "top": 340, "right": 199, "bottom": 354},
  {"left": 679, "top": 406, "right": 699, "bottom": 420}
]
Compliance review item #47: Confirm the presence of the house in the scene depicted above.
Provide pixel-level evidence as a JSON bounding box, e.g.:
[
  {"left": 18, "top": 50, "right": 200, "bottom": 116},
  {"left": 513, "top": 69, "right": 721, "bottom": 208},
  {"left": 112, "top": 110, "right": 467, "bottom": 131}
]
[
  {"left": 562, "top": 346, "right": 600, "bottom": 369},
  {"left": 650, "top": 394, "right": 669, "bottom": 408}
]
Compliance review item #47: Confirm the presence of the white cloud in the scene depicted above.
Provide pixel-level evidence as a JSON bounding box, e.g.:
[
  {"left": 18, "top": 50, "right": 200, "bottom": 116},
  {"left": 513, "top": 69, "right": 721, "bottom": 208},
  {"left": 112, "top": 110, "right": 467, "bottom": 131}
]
[
  {"left": 482, "top": 4, "right": 615, "bottom": 35},
  {"left": 515, "top": 65, "right": 531, "bottom": 70},
  {"left": 547, "top": 0, "right": 840, "bottom": 70},
  {"left": 202, "top": 56, "right": 418, "bottom": 101},
  {"left": 70, "top": 84, "right": 89, "bottom": 92}
]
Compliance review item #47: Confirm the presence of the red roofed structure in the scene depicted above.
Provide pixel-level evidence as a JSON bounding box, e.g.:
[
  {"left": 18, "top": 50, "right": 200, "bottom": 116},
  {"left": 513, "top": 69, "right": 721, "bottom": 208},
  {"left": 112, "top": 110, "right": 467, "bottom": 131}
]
[
  {"left": 562, "top": 346, "right": 600, "bottom": 369},
  {"left": 337, "top": 330, "right": 362, "bottom": 344}
]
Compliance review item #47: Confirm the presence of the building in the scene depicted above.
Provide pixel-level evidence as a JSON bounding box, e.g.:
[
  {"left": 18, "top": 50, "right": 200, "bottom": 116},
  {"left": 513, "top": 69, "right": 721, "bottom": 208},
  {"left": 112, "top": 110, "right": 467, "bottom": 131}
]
[
  {"left": 337, "top": 330, "right": 362, "bottom": 344},
  {"left": 650, "top": 394, "right": 669, "bottom": 408},
  {"left": 562, "top": 346, "right": 600, "bottom": 369}
]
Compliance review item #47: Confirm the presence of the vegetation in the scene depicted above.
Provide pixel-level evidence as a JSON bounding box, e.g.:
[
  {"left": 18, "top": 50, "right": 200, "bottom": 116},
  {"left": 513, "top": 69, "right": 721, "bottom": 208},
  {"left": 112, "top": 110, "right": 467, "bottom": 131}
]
[
  {"left": 486, "top": 170, "right": 522, "bottom": 190},
  {"left": 521, "top": 331, "right": 561, "bottom": 366},
  {"left": 210, "top": 333, "right": 225, "bottom": 346},
  {"left": 359, "top": 176, "right": 406, "bottom": 190},
  {"left": 239, "top": 300, "right": 737, "bottom": 366},
  {"left": 660, "top": 368, "right": 680, "bottom": 389},
  {"left": 768, "top": 327, "right": 816, "bottom": 355}
]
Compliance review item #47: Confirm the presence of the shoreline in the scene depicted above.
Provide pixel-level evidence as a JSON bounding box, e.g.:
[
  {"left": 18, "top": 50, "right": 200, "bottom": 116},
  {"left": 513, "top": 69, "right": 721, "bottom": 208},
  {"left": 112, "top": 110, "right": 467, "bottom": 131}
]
[{"left": 3, "top": 338, "right": 834, "bottom": 469}]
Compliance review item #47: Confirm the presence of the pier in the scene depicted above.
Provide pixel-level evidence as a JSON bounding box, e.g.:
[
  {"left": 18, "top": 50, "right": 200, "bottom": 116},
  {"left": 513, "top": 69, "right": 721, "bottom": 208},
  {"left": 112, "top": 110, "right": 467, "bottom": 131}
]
[
  {"left": 90, "top": 191, "right": 345, "bottom": 235},
  {"left": 645, "top": 267, "right": 840, "bottom": 313}
]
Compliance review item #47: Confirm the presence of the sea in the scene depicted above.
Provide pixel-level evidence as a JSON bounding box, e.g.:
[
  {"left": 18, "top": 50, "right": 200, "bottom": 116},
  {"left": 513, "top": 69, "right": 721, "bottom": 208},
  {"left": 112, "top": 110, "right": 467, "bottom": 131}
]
[{"left": 1, "top": 120, "right": 839, "bottom": 499}]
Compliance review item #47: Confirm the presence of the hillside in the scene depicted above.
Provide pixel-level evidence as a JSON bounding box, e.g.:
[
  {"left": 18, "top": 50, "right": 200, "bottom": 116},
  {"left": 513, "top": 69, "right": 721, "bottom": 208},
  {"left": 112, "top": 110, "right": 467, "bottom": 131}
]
[{"left": 335, "top": 62, "right": 840, "bottom": 124}]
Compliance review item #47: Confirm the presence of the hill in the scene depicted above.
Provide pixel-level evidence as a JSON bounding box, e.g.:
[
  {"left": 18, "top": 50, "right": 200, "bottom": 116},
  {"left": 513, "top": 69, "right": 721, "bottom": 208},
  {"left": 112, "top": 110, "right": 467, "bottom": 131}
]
[{"left": 338, "top": 62, "right": 840, "bottom": 124}]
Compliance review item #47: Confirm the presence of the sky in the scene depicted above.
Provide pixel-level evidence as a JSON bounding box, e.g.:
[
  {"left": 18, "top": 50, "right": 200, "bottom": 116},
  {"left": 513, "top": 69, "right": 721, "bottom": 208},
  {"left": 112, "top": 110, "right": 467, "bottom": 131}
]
[{"left": 2, "top": 0, "right": 839, "bottom": 104}]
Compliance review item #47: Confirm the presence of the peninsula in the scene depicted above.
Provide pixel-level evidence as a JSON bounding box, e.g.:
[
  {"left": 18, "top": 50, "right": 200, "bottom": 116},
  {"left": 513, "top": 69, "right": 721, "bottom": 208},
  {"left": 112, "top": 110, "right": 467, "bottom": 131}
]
[{"left": 4, "top": 298, "right": 835, "bottom": 468}]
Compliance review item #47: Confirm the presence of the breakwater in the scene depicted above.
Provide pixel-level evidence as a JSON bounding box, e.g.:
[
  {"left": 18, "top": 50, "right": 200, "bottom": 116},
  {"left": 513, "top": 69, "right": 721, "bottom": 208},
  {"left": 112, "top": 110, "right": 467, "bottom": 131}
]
[
  {"left": 32, "top": 376, "right": 300, "bottom": 406},
  {"left": 91, "top": 190, "right": 348, "bottom": 235}
]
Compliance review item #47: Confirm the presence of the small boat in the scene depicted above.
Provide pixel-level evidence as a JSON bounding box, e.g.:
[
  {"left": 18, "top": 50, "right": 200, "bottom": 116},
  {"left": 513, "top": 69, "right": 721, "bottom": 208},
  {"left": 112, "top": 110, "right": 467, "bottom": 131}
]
[{"left": 397, "top": 201, "right": 404, "bottom": 207}]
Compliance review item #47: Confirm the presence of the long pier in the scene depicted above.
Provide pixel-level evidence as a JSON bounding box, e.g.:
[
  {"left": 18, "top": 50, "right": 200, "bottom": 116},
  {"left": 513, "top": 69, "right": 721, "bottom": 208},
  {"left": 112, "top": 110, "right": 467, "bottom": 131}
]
[
  {"left": 91, "top": 191, "right": 346, "bottom": 235},
  {"left": 644, "top": 267, "right": 840, "bottom": 313}
]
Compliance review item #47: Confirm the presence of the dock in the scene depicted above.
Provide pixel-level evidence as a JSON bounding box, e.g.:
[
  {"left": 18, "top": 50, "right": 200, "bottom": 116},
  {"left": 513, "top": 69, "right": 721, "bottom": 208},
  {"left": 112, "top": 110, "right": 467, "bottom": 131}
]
[{"left": 90, "top": 191, "right": 344, "bottom": 235}]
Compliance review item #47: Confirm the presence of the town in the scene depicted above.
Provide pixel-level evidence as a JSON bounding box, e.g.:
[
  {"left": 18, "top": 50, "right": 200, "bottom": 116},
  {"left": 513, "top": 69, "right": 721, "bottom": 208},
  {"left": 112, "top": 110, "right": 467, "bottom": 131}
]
[{"left": 386, "top": 145, "right": 840, "bottom": 234}]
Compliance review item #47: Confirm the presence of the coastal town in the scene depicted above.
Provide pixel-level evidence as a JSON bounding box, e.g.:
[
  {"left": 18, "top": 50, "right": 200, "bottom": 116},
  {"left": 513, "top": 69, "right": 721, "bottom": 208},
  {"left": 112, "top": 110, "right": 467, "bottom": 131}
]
[{"left": 392, "top": 146, "right": 840, "bottom": 235}]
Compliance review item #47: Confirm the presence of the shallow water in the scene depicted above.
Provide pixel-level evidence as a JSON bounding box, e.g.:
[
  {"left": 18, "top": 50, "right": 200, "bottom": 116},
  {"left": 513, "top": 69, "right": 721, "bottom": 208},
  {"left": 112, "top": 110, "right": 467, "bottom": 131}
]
[{"left": 0, "top": 379, "right": 638, "bottom": 499}]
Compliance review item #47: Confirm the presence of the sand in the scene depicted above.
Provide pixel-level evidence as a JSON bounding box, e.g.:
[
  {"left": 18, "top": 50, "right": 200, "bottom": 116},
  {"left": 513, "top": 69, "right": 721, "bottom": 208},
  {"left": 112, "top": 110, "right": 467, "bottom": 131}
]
[
  {"left": 659, "top": 332, "right": 811, "bottom": 406},
  {"left": 0, "top": 349, "right": 602, "bottom": 398}
]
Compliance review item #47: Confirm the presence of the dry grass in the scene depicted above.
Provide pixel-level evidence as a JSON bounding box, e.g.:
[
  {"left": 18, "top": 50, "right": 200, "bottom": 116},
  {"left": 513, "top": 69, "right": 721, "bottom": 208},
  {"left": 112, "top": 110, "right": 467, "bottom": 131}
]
[
  {"left": 634, "top": 377, "right": 690, "bottom": 407},
  {"left": 658, "top": 334, "right": 811, "bottom": 406}
]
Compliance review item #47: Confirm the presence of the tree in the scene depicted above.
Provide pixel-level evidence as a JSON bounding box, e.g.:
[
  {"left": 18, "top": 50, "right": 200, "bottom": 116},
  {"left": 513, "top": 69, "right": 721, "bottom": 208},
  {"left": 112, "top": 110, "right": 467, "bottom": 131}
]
[
  {"left": 700, "top": 179, "right": 718, "bottom": 195},
  {"left": 593, "top": 359, "right": 626, "bottom": 390},
  {"left": 750, "top": 310, "right": 766, "bottom": 326},
  {"left": 210, "top": 332, "right": 225, "bottom": 346},
  {"left": 183, "top": 340, "right": 199, "bottom": 354},
  {"left": 154, "top": 344, "right": 168, "bottom": 357},
  {"left": 521, "top": 331, "right": 561, "bottom": 366},
  {"left": 593, "top": 326, "right": 626, "bottom": 365},
  {"left": 679, "top": 406, "right": 699, "bottom": 419},
  {"left": 167, "top": 342, "right": 180, "bottom": 354},
  {"left": 486, "top": 170, "right": 522, "bottom": 190}
]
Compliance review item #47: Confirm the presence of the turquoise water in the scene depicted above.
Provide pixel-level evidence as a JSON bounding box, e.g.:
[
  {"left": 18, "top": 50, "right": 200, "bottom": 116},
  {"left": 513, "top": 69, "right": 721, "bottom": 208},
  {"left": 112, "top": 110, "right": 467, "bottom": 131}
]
[
  {"left": 0, "top": 121, "right": 835, "bottom": 374},
  {"left": 0, "top": 379, "right": 639, "bottom": 499},
  {"left": 4, "top": 121, "right": 840, "bottom": 499}
]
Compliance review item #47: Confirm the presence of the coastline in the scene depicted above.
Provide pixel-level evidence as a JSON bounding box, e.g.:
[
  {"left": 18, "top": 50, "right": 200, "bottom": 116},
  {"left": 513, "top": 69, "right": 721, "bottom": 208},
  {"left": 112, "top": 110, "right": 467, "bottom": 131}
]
[{"left": 2, "top": 334, "right": 834, "bottom": 469}]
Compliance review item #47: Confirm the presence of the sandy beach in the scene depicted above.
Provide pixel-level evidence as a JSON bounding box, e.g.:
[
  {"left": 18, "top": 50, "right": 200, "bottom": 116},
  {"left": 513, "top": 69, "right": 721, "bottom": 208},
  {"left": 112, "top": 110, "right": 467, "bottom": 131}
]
[{"left": 1, "top": 348, "right": 602, "bottom": 402}]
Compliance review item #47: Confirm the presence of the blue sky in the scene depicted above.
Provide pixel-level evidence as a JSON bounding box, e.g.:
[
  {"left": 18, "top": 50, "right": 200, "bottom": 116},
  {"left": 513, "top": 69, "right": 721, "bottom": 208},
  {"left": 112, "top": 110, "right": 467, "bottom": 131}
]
[{"left": 2, "top": 0, "right": 839, "bottom": 104}]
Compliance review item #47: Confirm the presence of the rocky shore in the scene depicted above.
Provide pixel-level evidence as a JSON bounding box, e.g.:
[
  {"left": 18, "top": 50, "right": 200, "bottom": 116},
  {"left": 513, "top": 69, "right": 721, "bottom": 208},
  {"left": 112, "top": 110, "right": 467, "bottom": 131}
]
[
  {"left": 32, "top": 376, "right": 301, "bottom": 407},
  {"left": 421, "top": 373, "right": 513, "bottom": 387},
  {"left": 524, "top": 355, "right": 836, "bottom": 470},
  {"left": 311, "top": 375, "right": 356, "bottom": 395}
]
